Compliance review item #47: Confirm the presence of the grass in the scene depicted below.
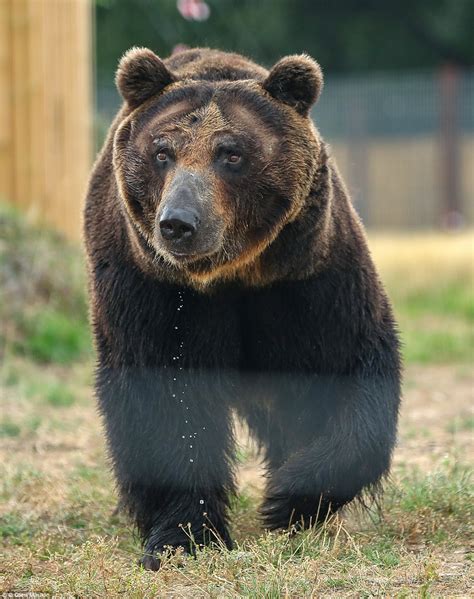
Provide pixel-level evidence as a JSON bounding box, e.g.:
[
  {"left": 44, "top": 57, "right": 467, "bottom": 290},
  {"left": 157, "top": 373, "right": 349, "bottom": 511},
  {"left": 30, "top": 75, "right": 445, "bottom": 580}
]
[
  {"left": 0, "top": 419, "right": 21, "bottom": 438},
  {"left": 0, "top": 457, "right": 472, "bottom": 596},
  {"left": 0, "top": 204, "right": 473, "bottom": 595},
  {"left": 0, "top": 203, "right": 91, "bottom": 366},
  {"left": 15, "top": 309, "right": 90, "bottom": 365},
  {"left": 446, "top": 414, "right": 474, "bottom": 434},
  {"left": 370, "top": 231, "right": 474, "bottom": 364}
]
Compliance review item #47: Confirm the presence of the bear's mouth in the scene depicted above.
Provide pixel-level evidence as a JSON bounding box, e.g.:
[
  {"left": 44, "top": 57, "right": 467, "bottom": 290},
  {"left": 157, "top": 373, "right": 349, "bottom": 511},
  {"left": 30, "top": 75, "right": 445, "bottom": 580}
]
[
  {"left": 168, "top": 250, "right": 200, "bottom": 262},
  {"left": 167, "top": 248, "right": 216, "bottom": 265}
]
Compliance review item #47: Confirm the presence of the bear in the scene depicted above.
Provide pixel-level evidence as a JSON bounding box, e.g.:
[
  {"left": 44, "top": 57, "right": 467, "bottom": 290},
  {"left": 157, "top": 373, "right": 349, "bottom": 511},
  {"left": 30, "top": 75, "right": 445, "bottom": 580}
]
[{"left": 84, "top": 47, "right": 401, "bottom": 571}]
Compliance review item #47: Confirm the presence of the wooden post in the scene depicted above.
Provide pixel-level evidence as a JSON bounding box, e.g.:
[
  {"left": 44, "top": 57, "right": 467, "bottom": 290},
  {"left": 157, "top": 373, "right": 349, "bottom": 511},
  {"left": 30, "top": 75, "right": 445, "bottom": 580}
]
[
  {"left": 0, "top": 0, "right": 92, "bottom": 240},
  {"left": 0, "top": 0, "right": 13, "bottom": 206},
  {"left": 439, "top": 63, "right": 462, "bottom": 228}
]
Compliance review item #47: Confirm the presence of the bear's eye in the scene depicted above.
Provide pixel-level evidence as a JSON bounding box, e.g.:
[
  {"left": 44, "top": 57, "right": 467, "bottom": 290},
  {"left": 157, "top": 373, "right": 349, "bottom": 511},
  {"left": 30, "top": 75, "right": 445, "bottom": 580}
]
[
  {"left": 156, "top": 150, "right": 169, "bottom": 163},
  {"left": 226, "top": 153, "right": 241, "bottom": 164},
  {"left": 222, "top": 151, "right": 242, "bottom": 167},
  {"left": 215, "top": 143, "right": 244, "bottom": 170}
]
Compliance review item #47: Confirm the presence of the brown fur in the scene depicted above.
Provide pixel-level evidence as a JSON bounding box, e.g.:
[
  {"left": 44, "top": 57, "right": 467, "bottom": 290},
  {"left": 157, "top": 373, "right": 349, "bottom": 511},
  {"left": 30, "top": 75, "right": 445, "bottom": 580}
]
[
  {"left": 84, "top": 48, "right": 401, "bottom": 570},
  {"left": 86, "top": 48, "right": 326, "bottom": 292}
]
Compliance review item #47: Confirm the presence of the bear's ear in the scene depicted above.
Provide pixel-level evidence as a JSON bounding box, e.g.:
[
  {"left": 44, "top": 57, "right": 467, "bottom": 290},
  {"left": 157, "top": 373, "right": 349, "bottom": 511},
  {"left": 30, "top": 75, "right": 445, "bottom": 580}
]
[
  {"left": 263, "top": 54, "right": 323, "bottom": 116},
  {"left": 116, "top": 47, "right": 176, "bottom": 109}
]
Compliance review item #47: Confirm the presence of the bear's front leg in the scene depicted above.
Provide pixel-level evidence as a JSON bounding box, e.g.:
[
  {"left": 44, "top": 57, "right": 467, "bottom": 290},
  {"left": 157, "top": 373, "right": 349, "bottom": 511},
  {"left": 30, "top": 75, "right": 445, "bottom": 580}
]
[
  {"left": 96, "top": 364, "right": 236, "bottom": 571},
  {"left": 89, "top": 265, "right": 241, "bottom": 569},
  {"left": 260, "top": 374, "right": 400, "bottom": 530}
]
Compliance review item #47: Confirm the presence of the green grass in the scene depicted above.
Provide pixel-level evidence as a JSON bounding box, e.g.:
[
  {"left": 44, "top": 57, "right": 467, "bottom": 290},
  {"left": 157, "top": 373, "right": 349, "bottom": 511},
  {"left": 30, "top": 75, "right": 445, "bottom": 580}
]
[
  {"left": 397, "top": 463, "right": 472, "bottom": 518},
  {"left": 446, "top": 414, "right": 474, "bottom": 434},
  {"left": 371, "top": 232, "right": 474, "bottom": 364},
  {"left": 396, "top": 282, "right": 474, "bottom": 321},
  {"left": 361, "top": 538, "right": 400, "bottom": 568},
  {"left": 395, "top": 283, "right": 473, "bottom": 364},
  {"left": 0, "top": 513, "right": 31, "bottom": 543},
  {"left": 0, "top": 458, "right": 471, "bottom": 596},
  {"left": 15, "top": 309, "right": 90, "bottom": 365},
  {"left": 0, "top": 419, "right": 21, "bottom": 438},
  {"left": 402, "top": 326, "right": 473, "bottom": 364},
  {"left": 0, "top": 202, "right": 91, "bottom": 366},
  {"left": 384, "top": 460, "right": 473, "bottom": 543}
]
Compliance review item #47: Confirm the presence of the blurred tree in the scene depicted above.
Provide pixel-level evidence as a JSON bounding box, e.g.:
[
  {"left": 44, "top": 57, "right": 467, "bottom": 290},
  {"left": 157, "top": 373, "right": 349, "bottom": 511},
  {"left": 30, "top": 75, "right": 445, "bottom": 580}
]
[{"left": 95, "top": 0, "right": 474, "bottom": 80}]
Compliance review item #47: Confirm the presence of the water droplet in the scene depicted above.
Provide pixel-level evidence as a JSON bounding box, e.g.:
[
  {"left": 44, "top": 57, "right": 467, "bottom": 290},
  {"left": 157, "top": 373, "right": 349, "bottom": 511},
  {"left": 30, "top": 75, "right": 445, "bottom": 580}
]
[
  {"left": 189, "top": 458, "right": 194, "bottom": 463},
  {"left": 189, "top": 445, "right": 193, "bottom": 448},
  {"left": 172, "top": 393, "right": 176, "bottom": 398},
  {"left": 182, "top": 435, "right": 185, "bottom": 439},
  {"left": 199, "top": 499, "right": 204, "bottom": 504}
]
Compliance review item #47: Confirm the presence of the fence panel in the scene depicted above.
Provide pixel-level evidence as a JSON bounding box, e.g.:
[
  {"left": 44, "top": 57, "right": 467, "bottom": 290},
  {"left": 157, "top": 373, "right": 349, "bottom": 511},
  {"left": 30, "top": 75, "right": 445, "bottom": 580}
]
[{"left": 0, "top": 0, "right": 92, "bottom": 240}]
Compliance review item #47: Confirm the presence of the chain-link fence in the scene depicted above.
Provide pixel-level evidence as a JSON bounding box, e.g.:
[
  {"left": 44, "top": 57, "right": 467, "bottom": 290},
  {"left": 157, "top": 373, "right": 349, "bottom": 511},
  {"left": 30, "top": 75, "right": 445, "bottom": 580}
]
[{"left": 96, "top": 66, "right": 474, "bottom": 229}]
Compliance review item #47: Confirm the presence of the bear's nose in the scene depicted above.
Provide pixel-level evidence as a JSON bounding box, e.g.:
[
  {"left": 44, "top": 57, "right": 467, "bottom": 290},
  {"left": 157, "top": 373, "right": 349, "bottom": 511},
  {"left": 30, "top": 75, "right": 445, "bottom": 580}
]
[{"left": 159, "top": 208, "right": 200, "bottom": 241}]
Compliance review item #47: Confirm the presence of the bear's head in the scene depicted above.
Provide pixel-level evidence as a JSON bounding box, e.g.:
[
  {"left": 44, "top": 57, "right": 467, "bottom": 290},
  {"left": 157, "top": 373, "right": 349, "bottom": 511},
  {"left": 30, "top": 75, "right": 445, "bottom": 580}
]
[{"left": 113, "top": 48, "right": 323, "bottom": 287}]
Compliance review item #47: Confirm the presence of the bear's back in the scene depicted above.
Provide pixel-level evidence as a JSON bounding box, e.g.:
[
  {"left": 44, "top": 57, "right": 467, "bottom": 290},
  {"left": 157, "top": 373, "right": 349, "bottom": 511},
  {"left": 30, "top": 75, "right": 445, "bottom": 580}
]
[{"left": 164, "top": 48, "right": 268, "bottom": 83}]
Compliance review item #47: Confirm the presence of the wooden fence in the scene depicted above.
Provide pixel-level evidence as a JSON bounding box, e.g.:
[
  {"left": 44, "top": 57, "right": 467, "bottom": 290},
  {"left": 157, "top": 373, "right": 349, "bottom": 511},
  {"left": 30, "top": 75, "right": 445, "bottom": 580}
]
[
  {"left": 330, "top": 135, "right": 474, "bottom": 229},
  {"left": 0, "top": 0, "right": 92, "bottom": 240}
]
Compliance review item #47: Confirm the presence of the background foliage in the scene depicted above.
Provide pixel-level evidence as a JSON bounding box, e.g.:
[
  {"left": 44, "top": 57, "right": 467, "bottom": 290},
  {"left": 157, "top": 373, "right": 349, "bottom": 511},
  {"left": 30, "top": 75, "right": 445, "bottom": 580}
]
[{"left": 96, "top": 0, "right": 474, "bottom": 80}]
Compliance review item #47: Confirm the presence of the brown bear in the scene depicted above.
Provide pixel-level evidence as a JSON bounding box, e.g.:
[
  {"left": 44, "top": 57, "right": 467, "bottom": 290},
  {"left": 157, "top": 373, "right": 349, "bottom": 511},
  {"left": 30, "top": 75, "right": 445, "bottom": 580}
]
[{"left": 84, "top": 47, "right": 401, "bottom": 571}]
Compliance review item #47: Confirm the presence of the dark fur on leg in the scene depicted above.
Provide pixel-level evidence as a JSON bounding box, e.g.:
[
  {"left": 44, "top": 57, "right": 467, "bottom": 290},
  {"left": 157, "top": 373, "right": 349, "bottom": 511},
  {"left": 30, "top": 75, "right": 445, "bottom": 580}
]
[
  {"left": 98, "top": 366, "right": 237, "bottom": 570},
  {"left": 258, "top": 374, "right": 399, "bottom": 530},
  {"left": 239, "top": 270, "right": 401, "bottom": 531},
  {"left": 91, "top": 261, "right": 240, "bottom": 569}
]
